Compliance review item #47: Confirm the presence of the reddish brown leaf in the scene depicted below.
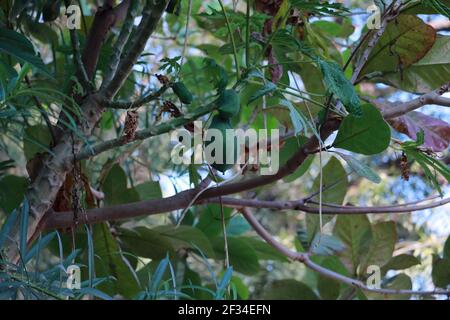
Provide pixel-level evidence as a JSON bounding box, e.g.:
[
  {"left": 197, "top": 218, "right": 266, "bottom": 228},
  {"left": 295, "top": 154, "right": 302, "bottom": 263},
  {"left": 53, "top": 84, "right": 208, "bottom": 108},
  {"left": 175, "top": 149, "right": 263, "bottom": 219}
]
[{"left": 389, "top": 111, "right": 450, "bottom": 152}]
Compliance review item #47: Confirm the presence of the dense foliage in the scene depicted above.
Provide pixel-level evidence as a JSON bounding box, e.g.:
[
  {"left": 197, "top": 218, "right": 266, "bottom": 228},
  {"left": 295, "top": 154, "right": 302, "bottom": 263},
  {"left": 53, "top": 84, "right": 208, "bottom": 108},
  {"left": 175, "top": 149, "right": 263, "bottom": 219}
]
[{"left": 0, "top": 0, "right": 449, "bottom": 300}]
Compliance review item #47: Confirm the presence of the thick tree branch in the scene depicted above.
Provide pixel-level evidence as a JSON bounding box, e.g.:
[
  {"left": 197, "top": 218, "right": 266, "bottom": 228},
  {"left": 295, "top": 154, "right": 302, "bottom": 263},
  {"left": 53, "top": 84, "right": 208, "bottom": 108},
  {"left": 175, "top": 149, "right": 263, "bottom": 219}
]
[
  {"left": 102, "top": 0, "right": 169, "bottom": 100},
  {"left": 240, "top": 208, "right": 450, "bottom": 297},
  {"left": 100, "top": 0, "right": 139, "bottom": 90},
  {"left": 41, "top": 195, "right": 450, "bottom": 231},
  {"left": 379, "top": 82, "right": 450, "bottom": 119},
  {"left": 81, "top": 0, "right": 131, "bottom": 79}
]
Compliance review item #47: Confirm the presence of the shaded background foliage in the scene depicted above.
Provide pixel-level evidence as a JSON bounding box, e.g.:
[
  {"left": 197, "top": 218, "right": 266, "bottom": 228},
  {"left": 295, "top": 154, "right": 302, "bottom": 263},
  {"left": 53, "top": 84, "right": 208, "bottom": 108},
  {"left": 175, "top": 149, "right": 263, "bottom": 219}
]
[{"left": 0, "top": 0, "right": 449, "bottom": 300}]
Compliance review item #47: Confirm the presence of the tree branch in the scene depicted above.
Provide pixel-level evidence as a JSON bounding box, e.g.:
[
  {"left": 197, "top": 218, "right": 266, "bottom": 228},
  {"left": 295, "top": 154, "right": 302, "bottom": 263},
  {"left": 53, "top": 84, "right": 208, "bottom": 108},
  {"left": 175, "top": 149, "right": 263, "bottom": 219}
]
[
  {"left": 107, "top": 85, "right": 169, "bottom": 109},
  {"left": 75, "top": 99, "right": 217, "bottom": 160},
  {"left": 101, "top": 0, "right": 169, "bottom": 100},
  {"left": 40, "top": 194, "right": 450, "bottom": 231},
  {"left": 380, "top": 83, "right": 450, "bottom": 119},
  {"left": 240, "top": 208, "right": 450, "bottom": 297},
  {"left": 100, "top": 0, "right": 139, "bottom": 90},
  {"left": 81, "top": 0, "right": 131, "bottom": 79}
]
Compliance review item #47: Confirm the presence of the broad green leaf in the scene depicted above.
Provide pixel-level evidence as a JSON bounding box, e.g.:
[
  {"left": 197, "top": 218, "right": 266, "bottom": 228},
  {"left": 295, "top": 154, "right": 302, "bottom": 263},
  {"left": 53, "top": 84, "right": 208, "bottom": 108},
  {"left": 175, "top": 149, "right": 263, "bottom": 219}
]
[
  {"left": 118, "top": 227, "right": 175, "bottom": 260},
  {"left": 368, "top": 274, "right": 413, "bottom": 300},
  {"left": 307, "top": 156, "right": 348, "bottom": 242},
  {"left": 211, "top": 236, "right": 259, "bottom": 275},
  {"left": 151, "top": 225, "right": 215, "bottom": 258},
  {"left": 94, "top": 223, "right": 141, "bottom": 298},
  {"left": 381, "top": 254, "right": 421, "bottom": 274},
  {"left": 248, "top": 82, "right": 277, "bottom": 104},
  {"left": 241, "top": 237, "right": 288, "bottom": 262},
  {"left": 0, "top": 175, "right": 28, "bottom": 213},
  {"left": 359, "top": 15, "right": 436, "bottom": 78},
  {"left": 102, "top": 164, "right": 140, "bottom": 206},
  {"left": 361, "top": 222, "right": 397, "bottom": 274},
  {"left": 310, "top": 233, "right": 346, "bottom": 256},
  {"left": 263, "top": 279, "right": 319, "bottom": 300},
  {"left": 334, "top": 215, "right": 372, "bottom": 275},
  {"left": 226, "top": 215, "right": 250, "bottom": 236},
  {"left": 230, "top": 276, "right": 249, "bottom": 300},
  {"left": 23, "top": 125, "right": 52, "bottom": 160},
  {"left": 311, "top": 18, "right": 355, "bottom": 38},
  {"left": 0, "top": 28, "right": 51, "bottom": 77},
  {"left": 279, "top": 136, "right": 315, "bottom": 182},
  {"left": 197, "top": 204, "right": 232, "bottom": 237},
  {"left": 335, "top": 152, "right": 381, "bottom": 183},
  {"left": 404, "top": 0, "right": 450, "bottom": 16},
  {"left": 432, "top": 256, "right": 450, "bottom": 288},
  {"left": 318, "top": 59, "right": 361, "bottom": 115},
  {"left": 134, "top": 181, "right": 162, "bottom": 201},
  {"left": 444, "top": 235, "right": 450, "bottom": 260},
  {"left": 316, "top": 256, "right": 349, "bottom": 300},
  {"left": 380, "top": 36, "right": 450, "bottom": 94},
  {"left": 334, "top": 104, "right": 391, "bottom": 155}
]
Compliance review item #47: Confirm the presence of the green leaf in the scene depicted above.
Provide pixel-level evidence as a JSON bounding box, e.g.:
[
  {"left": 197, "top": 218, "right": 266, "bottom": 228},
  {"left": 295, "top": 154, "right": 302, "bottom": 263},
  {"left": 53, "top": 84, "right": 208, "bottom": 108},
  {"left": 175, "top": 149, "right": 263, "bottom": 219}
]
[
  {"left": 134, "top": 181, "right": 162, "bottom": 200},
  {"left": 118, "top": 227, "right": 175, "bottom": 260},
  {"left": 318, "top": 59, "right": 361, "bottom": 116},
  {"left": 211, "top": 236, "right": 259, "bottom": 275},
  {"left": 432, "top": 256, "right": 450, "bottom": 288},
  {"left": 248, "top": 82, "right": 277, "bottom": 104},
  {"left": 307, "top": 156, "right": 348, "bottom": 243},
  {"left": 0, "top": 175, "right": 28, "bottom": 213},
  {"left": 242, "top": 237, "right": 288, "bottom": 262},
  {"left": 334, "top": 104, "right": 391, "bottom": 155},
  {"left": 263, "top": 279, "right": 319, "bottom": 300},
  {"left": 310, "top": 233, "right": 346, "bottom": 256},
  {"left": 23, "top": 125, "right": 52, "bottom": 160},
  {"left": 279, "top": 98, "right": 309, "bottom": 136},
  {"left": 0, "top": 28, "right": 52, "bottom": 77},
  {"left": 93, "top": 223, "right": 141, "bottom": 298},
  {"left": 226, "top": 215, "right": 250, "bottom": 236},
  {"left": 151, "top": 225, "right": 215, "bottom": 258},
  {"left": 444, "top": 235, "right": 450, "bottom": 260},
  {"left": 311, "top": 18, "right": 355, "bottom": 38},
  {"left": 381, "top": 254, "right": 421, "bottom": 274},
  {"left": 368, "top": 274, "right": 413, "bottom": 300},
  {"left": 316, "top": 256, "right": 349, "bottom": 300},
  {"left": 380, "top": 36, "right": 450, "bottom": 94},
  {"left": 197, "top": 204, "right": 232, "bottom": 238},
  {"left": 361, "top": 222, "right": 397, "bottom": 273},
  {"left": 359, "top": 15, "right": 436, "bottom": 78},
  {"left": 334, "top": 215, "right": 372, "bottom": 275},
  {"left": 279, "top": 136, "right": 315, "bottom": 182},
  {"left": 335, "top": 152, "right": 381, "bottom": 184},
  {"left": 102, "top": 164, "right": 140, "bottom": 206}
]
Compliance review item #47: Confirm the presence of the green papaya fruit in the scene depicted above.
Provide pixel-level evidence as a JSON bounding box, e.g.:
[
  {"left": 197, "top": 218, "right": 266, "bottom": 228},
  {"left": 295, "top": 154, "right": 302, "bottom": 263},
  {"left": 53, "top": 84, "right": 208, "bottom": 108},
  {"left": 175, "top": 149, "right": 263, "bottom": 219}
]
[
  {"left": 172, "top": 82, "right": 193, "bottom": 104},
  {"left": 217, "top": 89, "right": 240, "bottom": 119},
  {"left": 205, "top": 116, "right": 238, "bottom": 173}
]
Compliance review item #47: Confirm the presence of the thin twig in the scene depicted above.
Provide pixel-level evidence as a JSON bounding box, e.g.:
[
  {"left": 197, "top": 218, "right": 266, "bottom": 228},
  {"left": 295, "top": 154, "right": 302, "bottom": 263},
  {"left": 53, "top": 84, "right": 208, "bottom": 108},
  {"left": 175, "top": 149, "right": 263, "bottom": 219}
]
[{"left": 240, "top": 208, "right": 450, "bottom": 297}]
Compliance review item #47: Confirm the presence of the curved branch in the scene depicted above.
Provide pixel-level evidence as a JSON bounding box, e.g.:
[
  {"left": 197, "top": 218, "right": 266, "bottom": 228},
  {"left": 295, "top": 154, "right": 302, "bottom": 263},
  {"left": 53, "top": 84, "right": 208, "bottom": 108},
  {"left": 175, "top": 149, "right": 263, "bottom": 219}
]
[
  {"left": 379, "top": 82, "right": 450, "bottom": 119},
  {"left": 240, "top": 208, "right": 450, "bottom": 297},
  {"left": 41, "top": 194, "right": 450, "bottom": 231}
]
